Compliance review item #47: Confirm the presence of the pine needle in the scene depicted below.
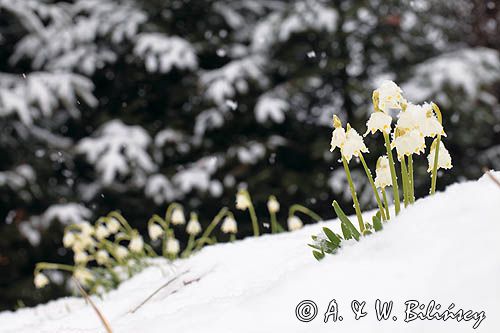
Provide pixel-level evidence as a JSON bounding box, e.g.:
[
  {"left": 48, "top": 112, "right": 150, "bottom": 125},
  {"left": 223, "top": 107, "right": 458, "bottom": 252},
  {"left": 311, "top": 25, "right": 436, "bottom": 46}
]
[{"left": 73, "top": 278, "right": 113, "bottom": 333}]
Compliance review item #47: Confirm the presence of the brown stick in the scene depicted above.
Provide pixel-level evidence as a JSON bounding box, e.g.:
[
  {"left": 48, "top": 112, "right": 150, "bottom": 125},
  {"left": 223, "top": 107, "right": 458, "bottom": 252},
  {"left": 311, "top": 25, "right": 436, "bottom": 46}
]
[
  {"left": 73, "top": 278, "right": 113, "bottom": 333},
  {"left": 483, "top": 168, "right": 500, "bottom": 188}
]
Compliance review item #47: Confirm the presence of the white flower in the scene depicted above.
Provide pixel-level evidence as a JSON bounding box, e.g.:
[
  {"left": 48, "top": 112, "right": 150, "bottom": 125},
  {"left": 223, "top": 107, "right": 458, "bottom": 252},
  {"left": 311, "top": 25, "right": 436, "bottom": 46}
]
[
  {"left": 235, "top": 190, "right": 251, "bottom": 210},
  {"left": 374, "top": 156, "right": 392, "bottom": 188},
  {"left": 165, "top": 238, "right": 180, "bottom": 255},
  {"left": 73, "top": 234, "right": 95, "bottom": 252},
  {"left": 74, "top": 251, "right": 89, "bottom": 264},
  {"left": 95, "top": 225, "right": 110, "bottom": 240},
  {"left": 186, "top": 214, "right": 202, "bottom": 236},
  {"left": 128, "top": 235, "right": 144, "bottom": 253},
  {"left": 96, "top": 250, "right": 109, "bottom": 265},
  {"left": 365, "top": 112, "right": 392, "bottom": 135},
  {"left": 107, "top": 218, "right": 120, "bottom": 234},
  {"left": 63, "top": 232, "right": 76, "bottom": 248},
  {"left": 374, "top": 80, "right": 406, "bottom": 113},
  {"left": 171, "top": 208, "right": 185, "bottom": 225},
  {"left": 78, "top": 222, "right": 93, "bottom": 236},
  {"left": 427, "top": 140, "right": 452, "bottom": 172},
  {"left": 392, "top": 128, "right": 425, "bottom": 157},
  {"left": 341, "top": 126, "right": 369, "bottom": 162},
  {"left": 287, "top": 216, "right": 303, "bottom": 231},
  {"left": 34, "top": 273, "right": 49, "bottom": 288},
  {"left": 221, "top": 216, "right": 237, "bottom": 234},
  {"left": 330, "top": 115, "right": 346, "bottom": 152},
  {"left": 74, "top": 268, "right": 94, "bottom": 286},
  {"left": 148, "top": 223, "right": 163, "bottom": 241},
  {"left": 397, "top": 103, "right": 445, "bottom": 138},
  {"left": 267, "top": 196, "right": 280, "bottom": 214},
  {"left": 114, "top": 245, "right": 128, "bottom": 260}
]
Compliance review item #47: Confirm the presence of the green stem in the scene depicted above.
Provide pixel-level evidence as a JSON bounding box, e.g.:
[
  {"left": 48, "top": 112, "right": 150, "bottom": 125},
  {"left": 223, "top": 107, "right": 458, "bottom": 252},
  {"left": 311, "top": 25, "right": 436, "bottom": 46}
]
[
  {"left": 246, "top": 193, "right": 260, "bottom": 236},
  {"left": 359, "top": 154, "right": 387, "bottom": 221},
  {"left": 289, "top": 204, "right": 322, "bottom": 222},
  {"left": 341, "top": 156, "right": 364, "bottom": 233},
  {"left": 107, "top": 211, "right": 133, "bottom": 233},
  {"left": 270, "top": 211, "right": 279, "bottom": 234},
  {"left": 194, "top": 207, "right": 229, "bottom": 251},
  {"left": 383, "top": 132, "right": 400, "bottom": 215},
  {"left": 430, "top": 136, "right": 441, "bottom": 194},
  {"left": 408, "top": 155, "right": 415, "bottom": 203},
  {"left": 35, "top": 262, "right": 75, "bottom": 274},
  {"left": 381, "top": 188, "right": 390, "bottom": 219},
  {"left": 400, "top": 156, "right": 410, "bottom": 207},
  {"left": 181, "top": 234, "right": 196, "bottom": 258}
]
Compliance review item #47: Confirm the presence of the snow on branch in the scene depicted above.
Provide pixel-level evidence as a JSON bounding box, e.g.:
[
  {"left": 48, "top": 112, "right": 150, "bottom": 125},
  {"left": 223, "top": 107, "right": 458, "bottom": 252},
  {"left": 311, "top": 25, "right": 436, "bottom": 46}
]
[
  {"left": 255, "top": 94, "right": 289, "bottom": 124},
  {"left": 77, "top": 120, "right": 155, "bottom": 186},
  {"left": 0, "top": 72, "right": 97, "bottom": 125},
  {"left": 172, "top": 156, "right": 223, "bottom": 196},
  {"left": 134, "top": 33, "right": 198, "bottom": 73},
  {"left": 403, "top": 47, "right": 500, "bottom": 105},
  {"left": 0, "top": 165, "right": 36, "bottom": 200}
]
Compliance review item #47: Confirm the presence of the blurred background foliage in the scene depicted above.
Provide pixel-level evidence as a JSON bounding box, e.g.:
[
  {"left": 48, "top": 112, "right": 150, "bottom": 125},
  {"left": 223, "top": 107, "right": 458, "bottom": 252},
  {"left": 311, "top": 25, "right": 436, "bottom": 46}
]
[{"left": 0, "top": 0, "right": 499, "bottom": 310}]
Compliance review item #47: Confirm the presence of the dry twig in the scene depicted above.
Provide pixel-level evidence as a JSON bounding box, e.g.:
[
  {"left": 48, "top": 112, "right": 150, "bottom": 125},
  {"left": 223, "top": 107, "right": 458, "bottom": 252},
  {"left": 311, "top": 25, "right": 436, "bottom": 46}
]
[
  {"left": 483, "top": 168, "right": 500, "bottom": 188},
  {"left": 73, "top": 278, "right": 113, "bottom": 333}
]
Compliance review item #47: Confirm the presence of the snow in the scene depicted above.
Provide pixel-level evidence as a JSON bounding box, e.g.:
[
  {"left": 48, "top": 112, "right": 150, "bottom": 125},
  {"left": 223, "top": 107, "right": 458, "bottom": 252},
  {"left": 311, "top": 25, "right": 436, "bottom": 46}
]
[
  {"left": 2, "top": 173, "right": 500, "bottom": 332},
  {"left": 255, "top": 95, "right": 288, "bottom": 124}
]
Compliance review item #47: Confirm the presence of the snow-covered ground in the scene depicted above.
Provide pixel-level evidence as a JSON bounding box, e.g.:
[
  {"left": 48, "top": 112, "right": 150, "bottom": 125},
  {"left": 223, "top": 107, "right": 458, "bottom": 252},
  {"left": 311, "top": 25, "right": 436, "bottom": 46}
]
[{"left": 2, "top": 174, "right": 500, "bottom": 333}]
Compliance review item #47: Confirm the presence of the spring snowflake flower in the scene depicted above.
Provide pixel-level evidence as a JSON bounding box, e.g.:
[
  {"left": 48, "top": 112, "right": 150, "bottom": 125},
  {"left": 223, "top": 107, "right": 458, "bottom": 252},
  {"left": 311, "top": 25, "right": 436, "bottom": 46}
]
[
  {"left": 330, "top": 115, "right": 346, "bottom": 151},
  {"left": 166, "top": 238, "right": 180, "bottom": 255},
  {"left": 374, "top": 80, "right": 406, "bottom": 113},
  {"left": 235, "top": 190, "right": 251, "bottom": 210},
  {"left": 74, "top": 251, "right": 89, "bottom": 264},
  {"left": 63, "top": 232, "right": 75, "bottom": 248},
  {"left": 171, "top": 208, "right": 185, "bottom": 225},
  {"left": 287, "top": 215, "right": 303, "bottom": 231},
  {"left": 186, "top": 215, "right": 202, "bottom": 236},
  {"left": 128, "top": 235, "right": 144, "bottom": 253},
  {"left": 95, "top": 225, "right": 110, "bottom": 240},
  {"left": 267, "top": 196, "right": 280, "bottom": 213},
  {"left": 392, "top": 128, "right": 425, "bottom": 158},
  {"left": 96, "top": 250, "right": 109, "bottom": 265},
  {"left": 427, "top": 140, "right": 452, "bottom": 172},
  {"left": 397, "top": 103, "right": 445, "bottom": 138},
  {"left": 221, "top": 216, "right": 238, "bottom": 234},
  {"left": 79, "top": 222, "right": 94, "bottom": 236},
  {"left": 374, "top": 156, "right": 392, "bottom": 188},
  {"left": 341, "top": 125, "right": 369, "bottom": 162},
  {"left": 365, "top": 111, "right": 392, "bottom": 135},
  {"left": 115, "top": 245, "right": 128, "bottom": 260},
  {"left": 74, "top": 267, "right": 94, "bottom": 286},
  {"left": 107, "top": 218, "right": 120, "bottom": 234},
  {"left": 148, "top": 223, "right": 163, "bottom": 241},
  {"left": 34, "top": 273, "right": 49, "bottom": 288}
]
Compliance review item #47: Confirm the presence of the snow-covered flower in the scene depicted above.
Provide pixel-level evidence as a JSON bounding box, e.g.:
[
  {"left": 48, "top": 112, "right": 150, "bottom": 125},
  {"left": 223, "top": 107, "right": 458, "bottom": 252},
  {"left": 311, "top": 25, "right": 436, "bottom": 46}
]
[
  {"left": 34, "top": 273, "right": 49, "bottom": 288},
  {"left": 95, "top": 225, "right": 110, "bottom": 240},
  {"left": 74, "top": 251, "right": 89, "bottom": 264},
  {"left": 114, "top": 245, "right": 128, "bottom": 260},
  {"left": 78, "top": 222, "right": 93, "bottom": 236},
  {"left": 62, "top": 232, "right": 76, "bottom": 248},
  {"left": 221, "top": 216, "right": 238, "bottom": 234},
  {"left": 165, "top": 238, "right": 180, "bottom": 255},
  {"left": 287, "top": 215, "right": 303, "bottom": 231},
  {"left": 341, "top": 125, "right": 369, "bottom": 162},
  {"left": 374, "top": 80, "right": 406, "bottom": 113},
  {"left": 74, "top": 268, "right": 94, "bottom": 286},
  {"left": 427, "top": 140, "right": 452, "bottom": 172},
  {"left": 330, "top": 115, "right": 346, "bottom": 151},
  {"left": 96, "top": 250, "right": 110, "bottom": 265},
  {"left": 128, "top": 235, "right": 144, "bottom": 253},
  {"left": 267, "top": 196, "right": 280, "bottom": 214},
  {"left": 392, "top": 128, "right": 425, "bottom": 157},
  {"left": 171, "top": 208, "right": 185, "bottom": 225},
  {"left": 186, "top": 214, "right": 202, "bottom": 236},
  {"left": 107, "top": 218, "right": 121, "bottom": 234},
  {"left": 235, "top": 190, "right": 251, "bottom": 210},
  {"left": 397, "top": 103, "right": 445, "bottom": 138},
  {"left": 374, "top": 156, "right": 392, "bottom": 188},
  {"left": 148, "top": 223, "right": 163, "bottom": 241},
  {"left": 365, "top": 111, "right": 392, "bottom": 135}
]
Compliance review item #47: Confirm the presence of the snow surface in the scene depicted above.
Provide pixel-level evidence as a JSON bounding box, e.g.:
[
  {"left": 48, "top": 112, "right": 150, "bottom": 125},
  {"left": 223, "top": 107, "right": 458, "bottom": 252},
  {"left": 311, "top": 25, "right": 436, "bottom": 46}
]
[{"left": 2, "top": 174, "right": 500, "bottom": 332}]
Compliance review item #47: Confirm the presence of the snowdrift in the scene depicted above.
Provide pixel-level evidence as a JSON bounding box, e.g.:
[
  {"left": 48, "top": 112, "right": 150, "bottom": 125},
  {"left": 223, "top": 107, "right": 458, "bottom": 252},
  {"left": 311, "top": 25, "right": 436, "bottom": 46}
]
[{"left": 2, "top": 174, "right": 500, "bottom": 333}]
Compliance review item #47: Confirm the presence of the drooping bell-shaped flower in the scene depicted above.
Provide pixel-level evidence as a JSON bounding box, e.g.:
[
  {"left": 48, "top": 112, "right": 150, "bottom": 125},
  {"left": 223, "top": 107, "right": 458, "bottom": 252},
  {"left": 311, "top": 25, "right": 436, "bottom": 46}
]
[
  {"left": 128, "top": 235, "right": 144, "bottom": 253},
  {"left": 171, "top": 207, "right": 185, "bottom": 225},
  {"left": 148, "top": 223, "right": 163, "bottom": 241},
  {"left": 96, "top": 250, "right": 110, "bottom": 265},
  {"left": 373, "top": 80, "right": 406, "bottom": 113},
  {"left": 267, "top": 196, "right": 280, "bottom": 214},
  {"left": 95, "top": 225, "right": 110, "bottom": 240},
  {"left": 427, "top": 140, "right": 452, "bottom": 172},
  {"left": 287, "top": 215, "right": 303, "bottom": 231},
  {"left": 166, "top": 238, "right": 180, "bottom": 255},
  {"left": 34, "top": 273, "right": 49, "bottom": 288},
  {"left": 221, "top": 216, "right": 238, "bottom": 234},
  {"left": 341, "top": 124, "right": 369, "bottom": 162},
  {"left": 186, "top": 213, "right": 202, "bottom": 236},
  {"left": 392, "top": 128, "right": 425, "bottom": 158},
  {"left": 63, "top": 232, "right": 75, "bottom": 248},
  {"left": 374, "top": 156, "right": 392, "bottom": 188},
  {"left": 73, "top": 268, "right": 94, "bottom": 286},
  {"left": 330, "top": 115, "right": 346, "bottom": 152},
  {"left": 365, "top": 111, "right": 392, "bottom": 135},
  {"left": 235, "top": 189, "right": 251, "bottom": 210}
]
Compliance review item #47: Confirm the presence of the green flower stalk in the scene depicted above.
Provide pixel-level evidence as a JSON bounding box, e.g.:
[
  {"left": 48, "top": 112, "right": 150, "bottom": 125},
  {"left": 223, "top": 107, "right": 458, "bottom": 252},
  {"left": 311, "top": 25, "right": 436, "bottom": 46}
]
[
  {"left": 408, "top": 155, "right": 415, "bottom": 203},
  {"left": 288, "top": 204, "right": 322, "bottom": 222},
  {"left": 383, "top": 132, "right": 401, "bottom": 215},
  {"left": 267, "top": 195, "right": 281, "bottom": 233},
  {"left": 381, "top": 188, "right": 390, "bottom": 219},
  {"left": 358, "top": 153, "right": 387, "bottom": 221},
  {"left": 342, "top": 156, "right": 364, "bottom": 232},
  {"left": 430, "top": 102, "right": 443, "bottom": 194},
  {"left": 236, "top": 189, "right": 259, "bottom": 236},
  {"left": 400, "top": 155, "right": 410, "bottom": 207},
  {"left": 194, "top": 207, "right": 230, "bottom": 251}
]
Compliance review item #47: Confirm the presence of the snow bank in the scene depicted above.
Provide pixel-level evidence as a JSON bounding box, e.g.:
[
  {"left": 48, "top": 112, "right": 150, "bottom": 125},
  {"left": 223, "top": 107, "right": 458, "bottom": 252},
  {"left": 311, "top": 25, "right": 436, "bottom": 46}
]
[{"left": 2, "top": 174, "right": 500, "bottom": 333}]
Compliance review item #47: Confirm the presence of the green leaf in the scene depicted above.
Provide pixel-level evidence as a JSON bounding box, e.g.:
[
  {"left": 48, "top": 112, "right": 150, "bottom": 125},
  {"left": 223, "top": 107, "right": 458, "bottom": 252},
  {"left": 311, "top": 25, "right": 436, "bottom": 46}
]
[
  {"left": 372, "top": 214, "right": 383, "bottom": 232},
  {"left": 308, "top": 243, "right": 322, "bottom": 250},
  {"left": 322, "top": 227, "right": 341, "bottom": 247},
  {"left": 332, "top": 201, "right": 360, "bottom": 241},
  {"left": 312, "top": 250, "right": 325, "bottom": 261}
]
